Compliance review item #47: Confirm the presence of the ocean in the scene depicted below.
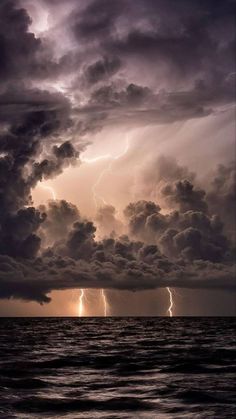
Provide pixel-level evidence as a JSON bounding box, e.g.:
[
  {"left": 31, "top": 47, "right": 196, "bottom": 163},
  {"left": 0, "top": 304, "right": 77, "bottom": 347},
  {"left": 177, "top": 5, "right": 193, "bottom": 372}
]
[{"left": 0, "top": 317, "right": 235, "bottom": 418}]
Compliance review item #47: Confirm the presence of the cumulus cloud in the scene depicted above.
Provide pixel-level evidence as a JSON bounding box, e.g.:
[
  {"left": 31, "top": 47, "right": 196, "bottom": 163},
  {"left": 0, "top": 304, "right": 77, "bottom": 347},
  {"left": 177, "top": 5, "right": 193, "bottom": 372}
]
[
  {"left": 38, "top": 200, "right": 80, "bottom": 246},
  {"left": 95, "top": 205, "right": 124, "bottom": 238},
  {"left": 207, "top": 162, "right": 236, "bottom": 239},
  {"left": 161, "top": 180, "right": 208, "bottom": 213},
  {"left": 132, "top": 156, "right": 196, "bottom": 204},
  {"left": 123, "top": 159, "right": 235, "bottom": 268},
  {"left": 1, "top": 158, "right": 235, "bottom": 303},
  {"left": 0, "top": 235, "right": 235, "bottom": 303}
]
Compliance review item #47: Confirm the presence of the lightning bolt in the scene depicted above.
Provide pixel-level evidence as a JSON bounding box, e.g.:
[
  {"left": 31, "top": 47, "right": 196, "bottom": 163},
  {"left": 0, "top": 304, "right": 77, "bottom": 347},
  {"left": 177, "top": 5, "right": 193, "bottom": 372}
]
[
  {"left": 101, "top": 289, "right": 109, "bottom": 317},
  {"left": 39, "top": 183, "right": 57, "bottom": 200},
  {"left": 80, "top": 155, "right": 112, "bottom": 207},
  {"left": 91, "top": 160, "right": 112, "bottom": 207},
  {"left": 81, "top": 155, "right": 111, "bottom": 164},
  {"left": 39, "top": 141, "right": 174, "bottom": 317},
  {"left": 166, "top": 287, "right": 174, "bottom": 317},
  {"left": 39, "top": 181, "right": 87, "bottom": 317},
  {"left": 80, "top": 135, "right": 130, "bottom": 209},
  {"left": 80, "top": 135, "right": 131, "bottom": 316},
  {"left": 78, "top": 289, "right": 85, "bottom": 317},
  {"left": 151, "top": 182, "right": 176, "bottom": 316}
]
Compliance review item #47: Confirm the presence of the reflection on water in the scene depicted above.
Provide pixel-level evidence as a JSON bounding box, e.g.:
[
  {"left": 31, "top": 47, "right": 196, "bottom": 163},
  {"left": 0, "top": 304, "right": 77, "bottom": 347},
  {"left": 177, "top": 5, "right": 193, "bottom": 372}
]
[{"left": 0, "top": 317, "right": 235, "bottom": 418}]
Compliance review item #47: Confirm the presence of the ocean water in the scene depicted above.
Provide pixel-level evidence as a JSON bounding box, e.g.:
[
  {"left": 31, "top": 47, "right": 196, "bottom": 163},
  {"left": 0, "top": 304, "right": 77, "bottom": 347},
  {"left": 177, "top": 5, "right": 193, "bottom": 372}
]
[{"left": 0, "top": 318, "right": 235, "bottom": 418}]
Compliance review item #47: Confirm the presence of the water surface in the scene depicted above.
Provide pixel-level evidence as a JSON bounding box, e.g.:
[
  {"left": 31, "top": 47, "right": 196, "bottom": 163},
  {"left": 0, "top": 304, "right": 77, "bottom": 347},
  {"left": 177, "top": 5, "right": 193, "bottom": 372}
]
[{"left": 0, "top": 317, "right": 235, "bottom": 418}]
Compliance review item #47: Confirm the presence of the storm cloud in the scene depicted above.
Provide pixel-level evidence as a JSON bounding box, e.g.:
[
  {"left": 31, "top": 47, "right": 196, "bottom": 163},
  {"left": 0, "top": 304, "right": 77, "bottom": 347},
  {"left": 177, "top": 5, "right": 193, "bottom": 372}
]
[
  {"left": 0, "top": 0, "right": 235, "bottom": 305},
  {"left": 68, "top": 0, "right": 236, "bottom": 124},
  {"left": 0, "top": 159, "right": 235, "bottom": 303}
]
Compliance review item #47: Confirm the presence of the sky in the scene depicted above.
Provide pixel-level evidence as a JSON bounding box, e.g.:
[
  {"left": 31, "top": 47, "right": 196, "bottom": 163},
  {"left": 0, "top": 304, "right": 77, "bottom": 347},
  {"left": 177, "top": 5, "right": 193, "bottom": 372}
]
[{"left": 0, "top": 0, "right": 235, "bottom": 316}]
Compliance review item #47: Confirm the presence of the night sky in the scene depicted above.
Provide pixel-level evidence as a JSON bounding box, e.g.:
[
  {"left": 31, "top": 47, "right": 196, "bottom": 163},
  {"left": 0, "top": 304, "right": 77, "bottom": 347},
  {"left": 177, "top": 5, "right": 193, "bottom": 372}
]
[{"left": 0, "top": 0, "right": 235, "bottom": 316}]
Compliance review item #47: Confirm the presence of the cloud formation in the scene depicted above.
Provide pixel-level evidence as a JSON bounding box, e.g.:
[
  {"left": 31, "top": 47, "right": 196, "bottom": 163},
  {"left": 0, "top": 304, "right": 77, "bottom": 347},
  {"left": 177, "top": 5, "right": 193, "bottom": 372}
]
[
  {"left": 0, "top": 158, "right": 235, "bottom": 304},
  {"left": 68, "top": 0, "right": 236, "bottom": 124},
  {"left": 0, "top": 0, "right": 235, "bottom": 304}
]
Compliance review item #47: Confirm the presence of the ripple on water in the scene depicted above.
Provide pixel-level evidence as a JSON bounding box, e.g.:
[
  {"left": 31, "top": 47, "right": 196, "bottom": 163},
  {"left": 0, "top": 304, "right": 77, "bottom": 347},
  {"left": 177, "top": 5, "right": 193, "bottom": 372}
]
[{"left": 0, "top": 317, "right": 235, "bottom": 418}]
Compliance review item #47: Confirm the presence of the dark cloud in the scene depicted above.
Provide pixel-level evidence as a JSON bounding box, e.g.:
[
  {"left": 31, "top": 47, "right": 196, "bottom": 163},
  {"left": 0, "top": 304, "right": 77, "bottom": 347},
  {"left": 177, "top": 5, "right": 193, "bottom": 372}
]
[
  {"left": 161, "top": 180, "right": 208, "bottom": 213},
  {"left": 0, "top": 207, "right": 45, "bottom": 259},
  {"left": 127, "top": 203, "right": 231, "bottom": 262},
  {"left": 105, "top": 0, "right": 236, "bottom": 76},
  {"left": 68, "top": 0, "right": 235, "bottom": 125},
  {"left": 64, "top": 220, "right": 97, "bottom": 260},
  {"left": 73, "top": 0, "right": 125, "bottom": 40},
  {"left": 0, "top": 0, "right": 40, "bottom": 82},
  {"left": 0, "top": 89, "right": 73, "bottom": 212},
  {"left": 90, "top": 83, "right": 151, "bottom": 108},
  {"left": 124, "top": 201, "right": 162, "bottom": 241},
  {"left": 0, "top": 186, "right": 235, "bottom": 303},
  {"left": 124, "top": 168, "right": 234, "bottom": 265},
  {"left": 136, "top": 156, "right": 196, "bottom": 201},
  {"left": 0, "top": 235, "right": 235, "bottom": 304},
  {"left": 0, "top": 103, "right": 79, "bottom": 265},
  {"left": 207, "top": 162, "right": 236, "bottom": 239},
  {"left": 81, "top": 83, "right": 213, "bottom": 125},
  {"left": 0, "top": 80, "right": 80, "bottom": 269},
  {"left": 85, "top": 56, "right": 121, "bottom": 85},
  {"left": 39, "top": 200, "right": 80, "bottom": 245},
  {"left": 2, "top": 0, "right": 234, "bottom": 130},
  {"left": 0, "top": 0, "right": 61, "bottom": 86},
  {"left": 95, "top": 205, "right": 123, "bottom": 237},
  {"left": 0, "top": 88, "right": 70, "bottom": 124},
  {"left": 0, "top": 2, "right": 83, "bottom": 270},
  {"left": 31, "top": 140, "right": 79, "bottom": 183}
]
